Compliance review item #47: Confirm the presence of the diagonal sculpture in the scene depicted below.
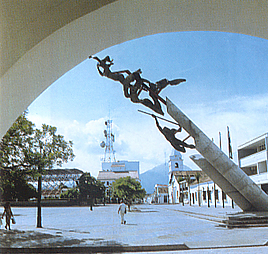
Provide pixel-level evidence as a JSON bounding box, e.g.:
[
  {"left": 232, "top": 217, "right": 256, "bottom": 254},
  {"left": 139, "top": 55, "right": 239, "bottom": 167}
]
[{"left": 166, "top": 98, "right": 268, "bottom": 212}]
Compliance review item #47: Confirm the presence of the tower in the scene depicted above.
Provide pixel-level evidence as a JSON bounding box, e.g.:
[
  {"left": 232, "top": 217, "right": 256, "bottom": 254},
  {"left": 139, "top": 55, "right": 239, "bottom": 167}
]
[
  {"left": 169, "top": 149, "right": 183, "bottom": 173},
  {"left": 100, "top": 120, "right": 116, "bottom": 163}
]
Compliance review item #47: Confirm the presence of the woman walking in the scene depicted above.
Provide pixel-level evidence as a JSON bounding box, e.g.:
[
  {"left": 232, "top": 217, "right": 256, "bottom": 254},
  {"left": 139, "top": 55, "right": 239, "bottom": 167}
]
[{"left": 2, "top": 202, "right": 13, "bottom": 230}]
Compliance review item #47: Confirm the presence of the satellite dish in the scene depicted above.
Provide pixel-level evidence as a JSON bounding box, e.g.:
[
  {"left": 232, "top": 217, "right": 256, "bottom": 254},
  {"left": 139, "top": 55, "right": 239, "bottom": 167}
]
[{"left": 100, "top": 141, "right": 106, "bottom": 148}]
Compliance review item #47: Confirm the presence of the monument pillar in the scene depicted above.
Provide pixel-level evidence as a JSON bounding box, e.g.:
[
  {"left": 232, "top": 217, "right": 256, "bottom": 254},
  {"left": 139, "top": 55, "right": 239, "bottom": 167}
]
[{"left": 166, "top": 98, "right": 268, "bottom": 211}]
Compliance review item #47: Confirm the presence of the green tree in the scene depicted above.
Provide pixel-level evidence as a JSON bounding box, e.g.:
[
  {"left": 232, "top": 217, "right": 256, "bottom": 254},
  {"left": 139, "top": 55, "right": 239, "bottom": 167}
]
[
  {"left": 30, "top": 124, "right": 75, "bottom": 227},
  {"left": 0, "top": 112, "right": 35, "bottom": 172},
  {"left": 0, "top": 112, "right": 75, "bottom": 228},
  {"left": 60, "top": 187, "right": 79, "bottom": 200},
  {"left": 0, "top": 112, "right": 37, "bottom": 201},
  {"left": 111, "top": 177, "right": 146, "bottom": 211},
  {"left": 0, "top": 169, "right": 37, "bottom": 201},
  {"left": 77, "top": 173, "right": 105, "bottom": 210}
]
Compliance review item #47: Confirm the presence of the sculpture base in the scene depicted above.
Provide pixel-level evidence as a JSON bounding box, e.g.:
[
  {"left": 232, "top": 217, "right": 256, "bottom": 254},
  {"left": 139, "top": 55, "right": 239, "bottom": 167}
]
[{"left": 221, "top": 212, "right": 268, "bottom": 228}]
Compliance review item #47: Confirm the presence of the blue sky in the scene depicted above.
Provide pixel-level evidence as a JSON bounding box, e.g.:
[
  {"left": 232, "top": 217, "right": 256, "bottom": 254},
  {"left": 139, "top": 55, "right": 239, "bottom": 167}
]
[{"left": 28, "top": 31, "right": 268, "bottom": 177}]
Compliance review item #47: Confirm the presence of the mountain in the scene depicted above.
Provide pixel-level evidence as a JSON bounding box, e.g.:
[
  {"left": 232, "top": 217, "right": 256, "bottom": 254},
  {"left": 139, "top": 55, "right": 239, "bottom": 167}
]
[
  {"left": 140, "top": 163, "right": 192, "bottom": 194},
  {"left": 140, "top": 163, "right": 169, "bottom": 194}
]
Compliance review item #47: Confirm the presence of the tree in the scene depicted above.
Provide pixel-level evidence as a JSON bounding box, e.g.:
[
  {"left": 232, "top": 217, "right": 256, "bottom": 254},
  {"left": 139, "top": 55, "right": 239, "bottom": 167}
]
[
  {"left": 30, "top": 124, "right": 75, "bottom": 227},
  {"left": 0, "top": 112, "right": 35, "bottom": 172},
  {"left": 60, "top": 187, "right": 79, "bottom": 200},
  {"left": 0, "top": 112, "right": 75, "bottom": 228},
  {"left": 111, "top": 177, "right": 146, "bottom": 211},
  {"left": 77, "top": 173, "right": 105, "bottom": 210},
  {"left": 0, "top": 169, "right": 37, "bottom": 201},
  {"left": 0, "top": 112, "right": 37, "bottom": 201}
]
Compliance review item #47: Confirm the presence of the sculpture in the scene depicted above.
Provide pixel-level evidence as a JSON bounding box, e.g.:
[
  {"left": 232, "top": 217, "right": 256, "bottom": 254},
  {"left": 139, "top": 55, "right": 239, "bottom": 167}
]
[
  {"left": 152, "top": 115, "right": 195, "bottom": 153},
  {"left": 90, "top": 55, "right": 186, "bottom": 116}
]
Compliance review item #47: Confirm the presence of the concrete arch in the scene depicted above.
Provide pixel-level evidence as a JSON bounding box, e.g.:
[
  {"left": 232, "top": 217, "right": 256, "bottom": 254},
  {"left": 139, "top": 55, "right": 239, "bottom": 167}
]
[{"left": 1, "top": 0, "right": 267, "bottom": 138}]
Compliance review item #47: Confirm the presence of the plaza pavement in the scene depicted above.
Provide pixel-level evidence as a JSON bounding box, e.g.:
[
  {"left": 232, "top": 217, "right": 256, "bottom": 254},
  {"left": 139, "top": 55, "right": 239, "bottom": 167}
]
[{"left": 0, "top": 203, "right": 268, "bottom": 253}]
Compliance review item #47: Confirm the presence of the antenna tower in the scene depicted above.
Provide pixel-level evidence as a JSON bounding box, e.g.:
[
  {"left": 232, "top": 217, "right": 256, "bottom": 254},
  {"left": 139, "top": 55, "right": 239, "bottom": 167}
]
[{"left": 101, "top": 120, "right": 116, "bottom": 162}]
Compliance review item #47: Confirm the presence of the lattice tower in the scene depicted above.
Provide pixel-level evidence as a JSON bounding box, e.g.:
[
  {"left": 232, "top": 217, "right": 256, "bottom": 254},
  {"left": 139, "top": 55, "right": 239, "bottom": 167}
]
[{"left": 103, "top": 120, "right": 116, "bottom": 162}]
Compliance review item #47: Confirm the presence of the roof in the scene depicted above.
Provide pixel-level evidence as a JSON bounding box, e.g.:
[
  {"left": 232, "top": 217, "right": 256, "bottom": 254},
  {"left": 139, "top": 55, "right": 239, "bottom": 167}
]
[
  {"left": 173, "top": 170, "right": 201, "bottom": 177},
  {"left": 44, "top": 168, "right": 83, "bottom": 175},
  {"left": 238, "top": 133, "right": 268, "bottom": 150},
  {"left": 171, "top": 149, "right": 182, "bottom": 158},
  {"left": 190, "top": 172, "right": 211, "bottom": 185},
  {"left": 97, "top": 170, "right": 139, "bottom": 181}
]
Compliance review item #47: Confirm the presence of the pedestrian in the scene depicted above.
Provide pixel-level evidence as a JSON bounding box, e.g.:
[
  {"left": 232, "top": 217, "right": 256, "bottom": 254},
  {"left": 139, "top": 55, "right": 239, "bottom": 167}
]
[
  {"left": 1, "top": 201, "right": 13, "bottom": 230},
  {"left": 118, "top": 200, "right": 127, "bottom": 224}
]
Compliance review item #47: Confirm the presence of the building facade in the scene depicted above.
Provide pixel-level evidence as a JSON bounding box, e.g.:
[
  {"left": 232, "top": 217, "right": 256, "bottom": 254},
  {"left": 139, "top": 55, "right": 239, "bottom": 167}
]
[
  {"left": 153, "top": 184, "right": 168, "bottom": 204},
  {"left": 97, "top": 160, "right": 140, "bottom": 202},
  {"left": 238, "top": 133, "right": 268, "bottom": 193},
  {"left": 168, "top": 150, "right": 201, "bottom": 204},
  {"left": 189, "top": 175, "right": 233, "bottom": 208}
]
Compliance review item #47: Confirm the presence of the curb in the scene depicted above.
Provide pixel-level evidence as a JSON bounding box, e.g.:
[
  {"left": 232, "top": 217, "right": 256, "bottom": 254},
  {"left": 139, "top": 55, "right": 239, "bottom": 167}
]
[{"left": 0, "top": 244, "right": 189, "bottom": 253}]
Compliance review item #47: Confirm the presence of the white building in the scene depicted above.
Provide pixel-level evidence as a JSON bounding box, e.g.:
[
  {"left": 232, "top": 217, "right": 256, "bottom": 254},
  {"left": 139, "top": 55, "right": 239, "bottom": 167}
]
[
  {"left": 102, "top": 160, "right": 140, "bottom": 175},
  {"left": 168, "top": 150, "right": 201, "bottom": 204},
  {"left": 189, "top": 174, "right": 233, "bottom": 208},
  {"left": 97, "top": 160, "right": 140, "bottom": 190},
  {"left": 238, "top": 133, "right": 268, "bottom": 193},
  {"left": 168, "top": 149, "right": 233, "bottom": 208},
  {"left": 153, "top": 184, "right": 168, "bottom": 204}
]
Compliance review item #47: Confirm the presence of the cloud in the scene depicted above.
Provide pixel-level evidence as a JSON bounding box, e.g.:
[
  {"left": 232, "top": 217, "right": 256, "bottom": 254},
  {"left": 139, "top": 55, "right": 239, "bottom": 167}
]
[
  {"left": 28, "top": 92, "right": 268, "bottom": 177},
  {"left": 182, "top": 93, "right": 268, "bottom": 167}
]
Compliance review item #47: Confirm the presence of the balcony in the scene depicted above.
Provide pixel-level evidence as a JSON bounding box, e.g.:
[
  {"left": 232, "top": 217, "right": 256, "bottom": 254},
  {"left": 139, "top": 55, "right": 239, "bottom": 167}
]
[
  {"left": 250, "top": 172, "right": 268, "bottom": 185},
  {"left": 240, "top": 150, "right": 267, "bottom": 167}
]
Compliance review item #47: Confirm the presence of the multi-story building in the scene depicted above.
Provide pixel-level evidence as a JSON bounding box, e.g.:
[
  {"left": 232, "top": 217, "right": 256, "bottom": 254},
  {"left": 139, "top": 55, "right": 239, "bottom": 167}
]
[
  {"left": 238, "top": 133, "right": 268, "bottom": 193},
  {"left": 97, "top": 161, "right": 140, "bottom": 189},
  {"left": 97, "top": 120, "right": 141, "bottom": 199},
  {"left": 97, "top": 160, "right": 140, "bottom": 202}
]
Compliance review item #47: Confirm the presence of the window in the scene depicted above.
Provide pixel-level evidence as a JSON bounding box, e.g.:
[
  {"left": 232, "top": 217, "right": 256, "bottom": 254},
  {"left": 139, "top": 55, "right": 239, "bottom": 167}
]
[
  {"left": 164, "top": 196, "right": 168, "bottom": 203},
  {"left": 207, "top": 189, "right": 211, "bottom": 201},
  {"left": 215, "top": 189, "right": 219, "bottom": 201},
  {"left": 222, "top": 191, "right": 226, "bottom": 200},
  {"left": 175, "top": 162, "right": 179, "bottom": 168},
  {"left": 203, "top": 190, "right": 207, "bottom": 201}
]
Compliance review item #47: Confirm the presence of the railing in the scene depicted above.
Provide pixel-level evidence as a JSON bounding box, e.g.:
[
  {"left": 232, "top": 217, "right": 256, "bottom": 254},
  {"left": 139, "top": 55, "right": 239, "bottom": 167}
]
[{"left": 240, "top": 150, "right": 267, "bottom": 167}]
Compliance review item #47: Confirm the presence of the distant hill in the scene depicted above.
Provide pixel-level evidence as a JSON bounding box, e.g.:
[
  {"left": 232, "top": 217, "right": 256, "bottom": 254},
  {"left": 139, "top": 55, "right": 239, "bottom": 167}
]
[
  {"left": 140, "top": 163, "right": 192, "bottom": 194},
  {"left": 140, "top": 163, "right": 168, "bottom": 194}
]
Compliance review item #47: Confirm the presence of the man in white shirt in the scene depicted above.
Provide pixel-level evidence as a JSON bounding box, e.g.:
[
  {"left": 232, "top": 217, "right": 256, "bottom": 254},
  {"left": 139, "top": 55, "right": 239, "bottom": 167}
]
[{"left": 118, "top": 200, "right": 127, "bottom": 224}]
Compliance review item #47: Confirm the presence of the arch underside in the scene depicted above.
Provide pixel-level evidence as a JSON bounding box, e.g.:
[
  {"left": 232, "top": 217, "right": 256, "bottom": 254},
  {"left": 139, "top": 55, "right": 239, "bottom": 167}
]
[{"left": 1, "top": 0, "right": 267, "bottom": 138}]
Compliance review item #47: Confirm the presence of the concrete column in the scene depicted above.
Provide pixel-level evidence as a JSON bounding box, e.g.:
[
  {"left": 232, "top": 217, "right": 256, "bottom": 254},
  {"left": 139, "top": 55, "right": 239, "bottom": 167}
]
[
  {"left": 166, "top": 98, "right": 268, "bottom": 211},
  {"left": 190, "top": 154, "right": 253, "bottom": 211}
]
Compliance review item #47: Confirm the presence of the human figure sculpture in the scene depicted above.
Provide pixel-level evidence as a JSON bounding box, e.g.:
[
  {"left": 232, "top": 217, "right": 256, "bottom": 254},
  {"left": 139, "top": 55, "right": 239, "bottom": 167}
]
[
  {"left": 90, "top": 55, "right": 186, "bottom": 116},
  {"left": 89, "top": 55, "right": 125, "bottom": 83},
  {"left": 152, "top": 115, "right": 195, "bottom": 152},
  {"left": 115, "top": 69, "right": 165, "bottom": 115},
  {"left": 155, "top": 78, "right": 186, "bottom": 94}
]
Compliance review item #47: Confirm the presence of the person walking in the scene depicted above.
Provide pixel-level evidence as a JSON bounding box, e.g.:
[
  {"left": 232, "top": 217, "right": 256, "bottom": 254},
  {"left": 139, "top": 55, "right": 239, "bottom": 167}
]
[
  {"left": 1, "top": 202, "right": 13, "bottom": 230},
  {"left": 118, "top": 200, "right": 127, "bottom": 224}
]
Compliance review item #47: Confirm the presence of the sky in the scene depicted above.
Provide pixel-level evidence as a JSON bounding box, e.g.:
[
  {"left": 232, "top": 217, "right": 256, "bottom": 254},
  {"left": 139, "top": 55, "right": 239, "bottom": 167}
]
[{"left": 27, "top": 31, "right": 268, "bottom": 177}]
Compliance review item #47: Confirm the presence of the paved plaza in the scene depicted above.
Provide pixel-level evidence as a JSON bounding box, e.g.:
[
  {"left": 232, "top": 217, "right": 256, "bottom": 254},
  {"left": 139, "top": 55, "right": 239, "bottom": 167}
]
[{"left": 1, "top": 204, "right": 268, "bottom": 253}]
